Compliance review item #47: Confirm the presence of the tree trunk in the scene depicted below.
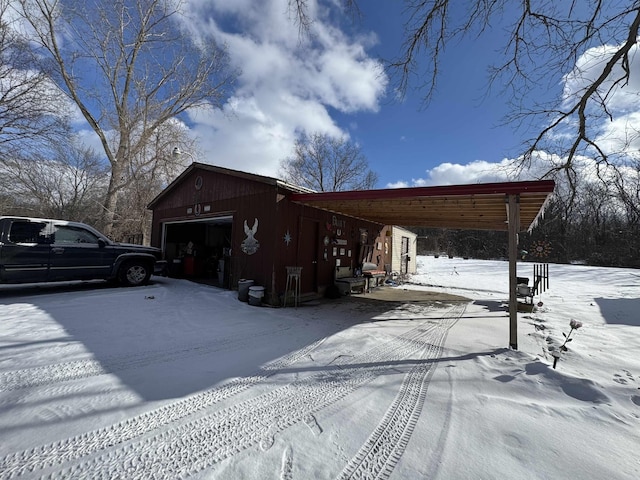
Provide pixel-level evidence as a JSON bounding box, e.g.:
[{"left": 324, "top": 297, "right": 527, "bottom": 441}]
[{"left": 101, "top": 162, "right": 123, "bottom": 237}]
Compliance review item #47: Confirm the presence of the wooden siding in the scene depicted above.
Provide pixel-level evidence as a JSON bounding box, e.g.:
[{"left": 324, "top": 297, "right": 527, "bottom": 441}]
[
  {"left": 150, "top": 165, "right": 390, "bottom": 302},
  {"left": 271, "top": 198, "right": 388, "bottom": 298}
]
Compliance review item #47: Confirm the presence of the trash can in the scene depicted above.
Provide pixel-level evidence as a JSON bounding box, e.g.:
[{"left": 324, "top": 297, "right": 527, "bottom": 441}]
[
  {"left": 238, "top": 279, "right": 254, "bottom": 302},
  {"left": 169, "top": 258, "right": 183, "bottom": 278},
  {"left": 248, "top": 286, "right": 265, "bottom": 306}
]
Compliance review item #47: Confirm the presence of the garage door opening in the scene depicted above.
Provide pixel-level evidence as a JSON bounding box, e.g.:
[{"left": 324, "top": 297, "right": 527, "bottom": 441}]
[{"left": 162, "top": 216, "right": 233, "bottom": 288}]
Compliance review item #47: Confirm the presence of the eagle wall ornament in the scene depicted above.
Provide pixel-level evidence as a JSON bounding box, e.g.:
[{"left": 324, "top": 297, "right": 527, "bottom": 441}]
[{"left": 241, "top": 218, "right": 260, "bottom": 255}]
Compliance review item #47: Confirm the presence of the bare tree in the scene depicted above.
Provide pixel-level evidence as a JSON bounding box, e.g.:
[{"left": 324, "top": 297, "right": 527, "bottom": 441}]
[
  {"left": 114, "top": 122, "right": 193, "bottom": 243},
  {"left": 280, "top": 132, "right": 378, "bottom": 192},
  {"left": 0, "top": 0, "right": 69, "bottom": 157},
  {"left": 15, "top": 0, "right": 235, "bottom": 235},
  {"left": 612, "top": 160, "right": 640, "bottom": 227},
  {"left": 0, "top": 139, "right": 107, "bottom": 221},
  {"left": 289, "top": 1, "right": 640, "bottom": 194}
]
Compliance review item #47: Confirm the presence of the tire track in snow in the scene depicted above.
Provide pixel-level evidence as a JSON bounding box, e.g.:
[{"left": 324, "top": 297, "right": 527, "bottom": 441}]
[
  {"left": 1, "top": 311, "right": 450, "bottom": 479},
  {"left": 0, "top": 325, "right": 290, "bottom": 391},
  {"left": 55, "top": 322, "right": 441, "bottom": 480},
  {"left": 336, "top": 302, "right": 465, "bottom": 480},
  {"left": 0, "top": 336, "right": 324, "bottom": 479}
]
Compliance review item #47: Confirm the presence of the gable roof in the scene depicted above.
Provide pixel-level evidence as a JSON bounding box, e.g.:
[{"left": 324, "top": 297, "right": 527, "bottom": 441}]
[{"left": 147, "top": 162, "right": 314, "bottom": 209}]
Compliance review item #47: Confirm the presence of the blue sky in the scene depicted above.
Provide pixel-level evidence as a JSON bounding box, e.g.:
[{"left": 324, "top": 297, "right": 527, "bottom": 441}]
[
  {"left": 155, "top": 1, "right": 639, "bottom": 189},
  {"left": 337, "top": 1, "right": 523, "bottom": 187}
]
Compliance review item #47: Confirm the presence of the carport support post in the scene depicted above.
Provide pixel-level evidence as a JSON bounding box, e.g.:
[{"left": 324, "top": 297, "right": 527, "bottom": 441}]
[{"left": 507, "top": 194, "right": 520, "bottom": 349}]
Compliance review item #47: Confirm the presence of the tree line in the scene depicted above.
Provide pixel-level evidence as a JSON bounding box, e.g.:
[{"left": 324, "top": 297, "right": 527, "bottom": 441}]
[{"left": 412, "top": 176, "right": 640, "bottom": 268}]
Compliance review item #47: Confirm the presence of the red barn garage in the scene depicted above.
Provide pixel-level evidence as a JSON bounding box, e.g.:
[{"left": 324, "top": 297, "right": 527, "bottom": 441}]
[{"left": 147, "top": 163, "right": 391, "bottom": 305}]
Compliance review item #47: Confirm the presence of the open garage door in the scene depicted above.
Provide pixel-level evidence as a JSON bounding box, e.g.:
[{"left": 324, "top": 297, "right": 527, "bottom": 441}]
[{"left": 161, "top": 216, "right": 233, "bottom": 288}]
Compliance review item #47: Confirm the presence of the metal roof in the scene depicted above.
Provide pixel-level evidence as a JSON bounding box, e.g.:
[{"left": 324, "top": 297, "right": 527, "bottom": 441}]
[{"left": 290, "top": 180, "right": 555, "bottom": 231}]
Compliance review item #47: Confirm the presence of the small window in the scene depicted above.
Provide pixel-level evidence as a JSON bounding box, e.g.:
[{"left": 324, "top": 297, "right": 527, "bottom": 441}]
[
  {"left": 53, "top": 225, "right": 100, "bottom": 244},
  {"left": 8, "top": 221, "right": 52, "bottom": 244}
]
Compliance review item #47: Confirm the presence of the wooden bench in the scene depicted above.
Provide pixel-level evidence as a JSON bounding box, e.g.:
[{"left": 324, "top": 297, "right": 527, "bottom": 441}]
[
  {"left": 334, "top": 266, "right": 366, "bottom": 295},
  {"left": 363, "top": 269, "right": 386, "bottom": 291}
]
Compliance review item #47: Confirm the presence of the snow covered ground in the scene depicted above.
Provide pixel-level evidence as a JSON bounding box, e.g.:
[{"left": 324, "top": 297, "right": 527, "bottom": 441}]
[{"left": 0, "top": 256, "right": 638, "bottom": 479}]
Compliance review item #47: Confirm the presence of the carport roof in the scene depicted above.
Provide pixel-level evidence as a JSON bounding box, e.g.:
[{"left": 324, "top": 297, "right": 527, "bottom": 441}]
[{"left": 290, "top": 180, "right": 555, "bottom": 232}]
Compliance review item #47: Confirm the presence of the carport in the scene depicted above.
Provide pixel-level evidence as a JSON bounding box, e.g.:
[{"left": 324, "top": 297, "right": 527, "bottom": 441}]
[{"left": 290, "top": 179, "right": 555, "bottom": 350}]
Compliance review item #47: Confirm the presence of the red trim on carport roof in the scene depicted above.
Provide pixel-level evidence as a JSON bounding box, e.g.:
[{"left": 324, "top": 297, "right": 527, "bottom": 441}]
[{"left": 290, "top": 180, "right": 556, "bottom": 202}]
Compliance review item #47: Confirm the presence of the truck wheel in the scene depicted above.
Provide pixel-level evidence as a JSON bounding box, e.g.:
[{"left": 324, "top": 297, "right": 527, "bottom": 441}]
[{"left": 119, "top": 260, "right": 152, "bottom": 286}]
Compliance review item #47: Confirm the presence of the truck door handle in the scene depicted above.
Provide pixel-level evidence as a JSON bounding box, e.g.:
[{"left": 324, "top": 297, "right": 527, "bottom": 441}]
[{"left": 52, "top": 247, "right": 65, "bottom": 254}]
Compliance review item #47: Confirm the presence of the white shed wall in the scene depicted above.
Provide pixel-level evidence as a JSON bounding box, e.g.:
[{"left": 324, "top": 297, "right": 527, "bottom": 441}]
[{"left": 391, "top": 226, "right": 417, "bottom": 275}]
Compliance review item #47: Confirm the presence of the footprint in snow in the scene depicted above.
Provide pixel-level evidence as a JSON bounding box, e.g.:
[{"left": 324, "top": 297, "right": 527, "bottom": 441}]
[{"left": 260, "top": 417, "right": 280, "bottom": 452}]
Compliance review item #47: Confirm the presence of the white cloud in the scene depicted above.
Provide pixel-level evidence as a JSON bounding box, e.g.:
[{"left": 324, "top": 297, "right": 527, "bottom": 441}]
[
  {"left": 386, "top": 180, "right": 410, "bottom": 188},
  {"left": 387, "top": 158, "right": 526, "bottom": 188},
  {"left": 593, "top": 111, "right": 640, "bottom": 158},
  {"left": 562, "top": 44, "right": 640, "bottom": 113},
  {"left": 182, "top": 0, "right": 387, "bottom": 177}
]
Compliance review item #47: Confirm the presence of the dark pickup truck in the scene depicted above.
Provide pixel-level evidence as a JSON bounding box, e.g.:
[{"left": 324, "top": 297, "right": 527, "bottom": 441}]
[{"left": 0, "top": 216, "right": 166, "bottom": 287}]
